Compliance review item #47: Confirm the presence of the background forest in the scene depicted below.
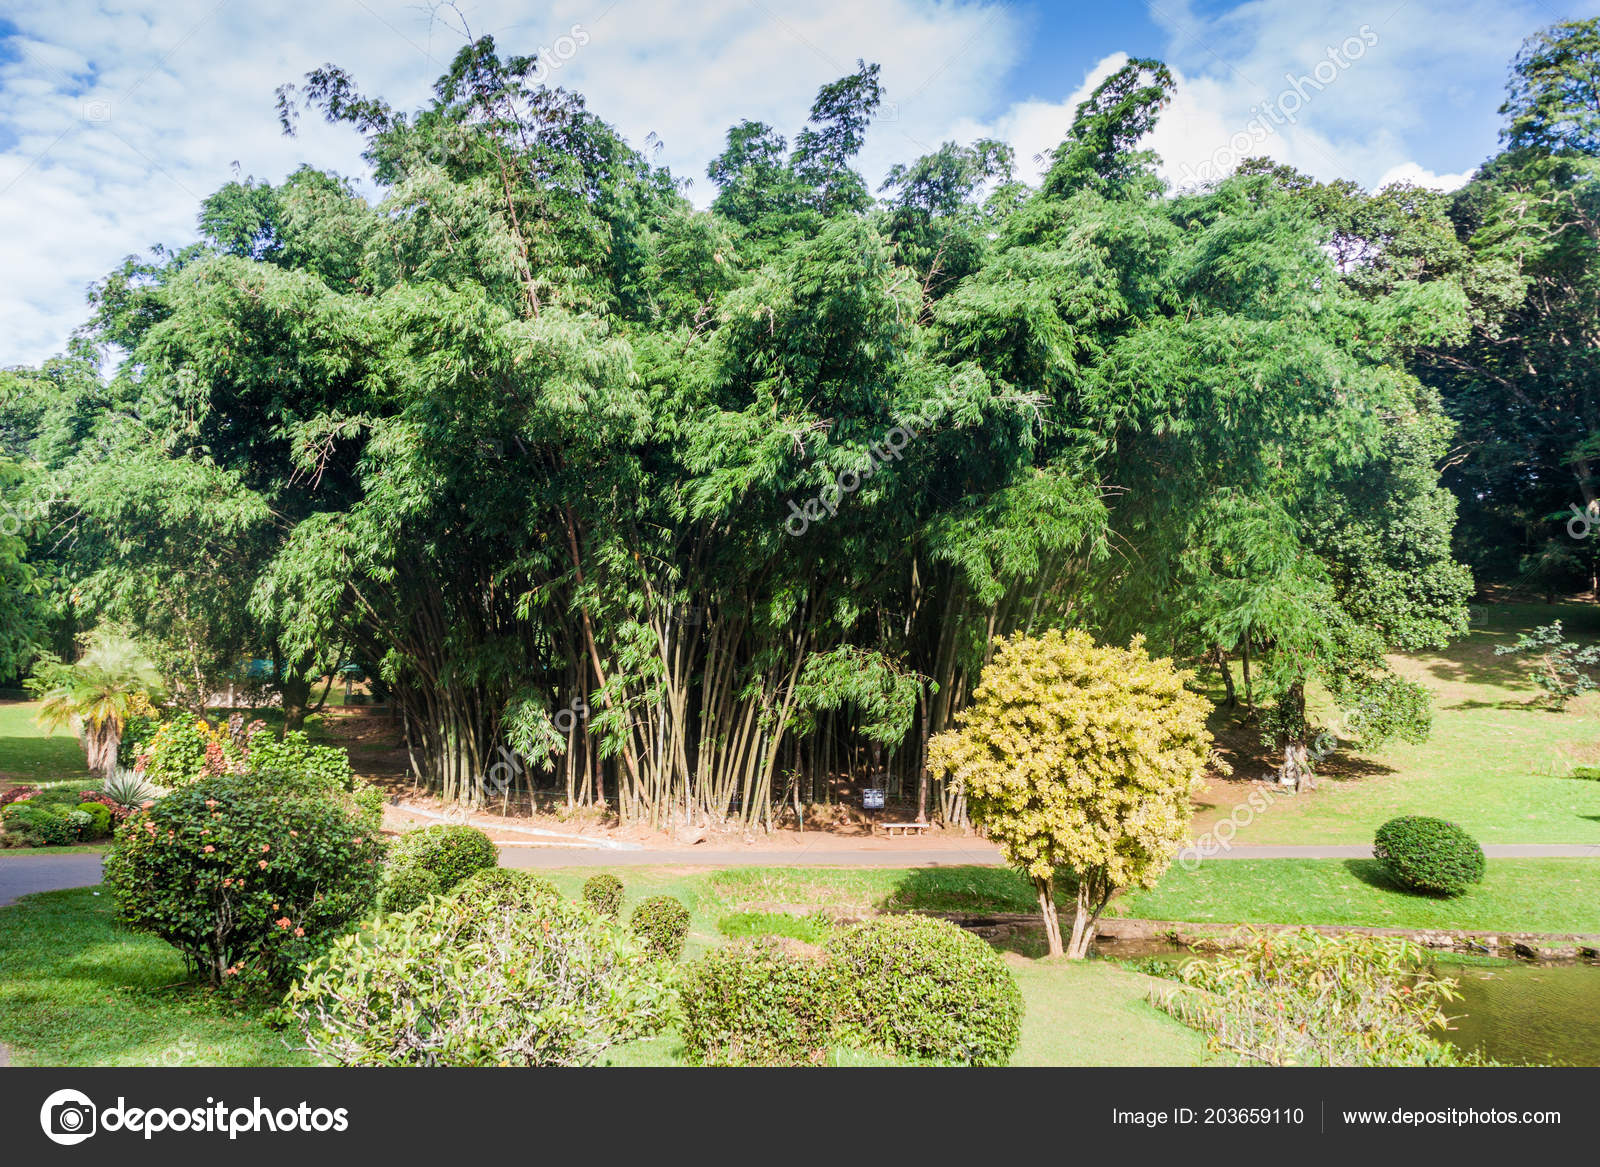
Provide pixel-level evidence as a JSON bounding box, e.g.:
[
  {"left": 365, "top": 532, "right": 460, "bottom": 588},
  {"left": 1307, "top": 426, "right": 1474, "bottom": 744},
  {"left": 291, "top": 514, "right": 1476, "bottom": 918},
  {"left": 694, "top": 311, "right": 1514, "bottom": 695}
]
[{"left": 2, "top": 19, "right": 1596, "bottom": 828}]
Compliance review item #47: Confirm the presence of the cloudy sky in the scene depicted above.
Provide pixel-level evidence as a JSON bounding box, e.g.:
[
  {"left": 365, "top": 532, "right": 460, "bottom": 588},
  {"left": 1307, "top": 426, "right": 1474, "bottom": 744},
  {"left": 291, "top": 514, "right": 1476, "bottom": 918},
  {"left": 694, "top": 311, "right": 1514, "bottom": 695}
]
[{"left": 2, "top": 0, "right": 1596, "bottom": 366}]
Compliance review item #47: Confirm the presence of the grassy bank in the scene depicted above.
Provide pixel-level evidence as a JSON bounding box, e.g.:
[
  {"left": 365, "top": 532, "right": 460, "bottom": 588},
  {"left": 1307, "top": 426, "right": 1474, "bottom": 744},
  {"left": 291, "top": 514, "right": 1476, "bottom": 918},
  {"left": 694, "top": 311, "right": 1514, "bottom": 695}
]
[{"left": 1193, "top": 602, "right": 1600, "bottom": 846}]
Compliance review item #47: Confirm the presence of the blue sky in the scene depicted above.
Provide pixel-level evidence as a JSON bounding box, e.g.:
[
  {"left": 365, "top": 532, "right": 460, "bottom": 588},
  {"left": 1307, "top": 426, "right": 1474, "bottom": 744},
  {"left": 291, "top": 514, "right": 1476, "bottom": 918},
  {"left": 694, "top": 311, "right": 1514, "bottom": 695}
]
[{"left": 2, "top": 0, "right": 1597, "bottom": 366}]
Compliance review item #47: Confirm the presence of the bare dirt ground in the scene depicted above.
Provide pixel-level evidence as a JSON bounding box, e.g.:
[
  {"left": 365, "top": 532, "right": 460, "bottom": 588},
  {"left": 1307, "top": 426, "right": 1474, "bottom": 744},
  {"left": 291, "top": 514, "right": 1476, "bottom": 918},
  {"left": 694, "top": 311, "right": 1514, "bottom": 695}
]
[{"left": 322, "top": 707, "right": 987, "bottom": 854}]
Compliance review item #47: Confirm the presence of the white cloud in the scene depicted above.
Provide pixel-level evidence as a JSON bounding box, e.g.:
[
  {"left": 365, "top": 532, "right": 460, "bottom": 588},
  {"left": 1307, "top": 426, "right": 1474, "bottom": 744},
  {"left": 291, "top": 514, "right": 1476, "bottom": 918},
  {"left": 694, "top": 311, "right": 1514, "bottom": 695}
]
[
  {"left": 0, "top": 0, "right": 1020, "bottom": 366},
  {"left": 1375, "top": 162, "right": 1474, "bottom": 192},
  {"left": 3, "top": 0, "right": 1595, "bottom": 366}
]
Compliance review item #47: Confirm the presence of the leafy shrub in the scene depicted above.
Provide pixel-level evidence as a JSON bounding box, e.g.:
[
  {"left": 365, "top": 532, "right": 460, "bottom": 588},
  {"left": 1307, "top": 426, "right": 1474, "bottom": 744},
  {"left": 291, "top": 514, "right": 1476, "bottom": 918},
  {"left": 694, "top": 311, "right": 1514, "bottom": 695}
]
[
  {"left": 582, "top": 873, "right": 624, "bottom": 919},
  {"left": 378, "top": 863, "right": 443, "bottom": 914},
  {"left": 680, "top": 939, "right": 844, "bottom": 1066},
  {"left": 1, "top": 802, "right": 78, "bottom": 847},
  {"left": 827, "top": 915, "right": 1023, "bottom": 1066},
  {"left": 118, "top": 709, "right": 163, "bottom": 769},
  {"left": 246, "top": 730, "right": 351, "bottom": 792},
  {"left": 389, "top": 824, "right": 498, "bottom": 890},
  {"left": 73, "top": 801, "right": 113, "bottom": 839},
  {"left": 1373, "top": 816, "right": 1486, "bottom": 896},
  {"left": 103, "top": 775, "right": 385, "bottom": 985},
  {"left": 449, "top": 867, "right": 557, "bottom": 910},
  {"left": 241, "top": 729, "right": 382, "bottom": 833},
  {"left": 1150, "top": 929, "right": 1483, "bottom": 1066},
  {"left": 629, "top": 895, "right": 691, "bottom": 959},
  {"left": 286, "top": 886, "right": 675, "bottom": 1066},
  {"left": 138, "top": 716, "right": 238, "bottom": 787}
]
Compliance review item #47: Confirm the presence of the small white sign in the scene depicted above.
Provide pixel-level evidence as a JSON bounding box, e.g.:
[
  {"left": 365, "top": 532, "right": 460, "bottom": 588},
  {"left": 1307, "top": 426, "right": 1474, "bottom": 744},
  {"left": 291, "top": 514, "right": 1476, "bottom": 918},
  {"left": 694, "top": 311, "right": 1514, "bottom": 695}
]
[{"left": 862, "top": 789, "right": 885, "bottom": 810}]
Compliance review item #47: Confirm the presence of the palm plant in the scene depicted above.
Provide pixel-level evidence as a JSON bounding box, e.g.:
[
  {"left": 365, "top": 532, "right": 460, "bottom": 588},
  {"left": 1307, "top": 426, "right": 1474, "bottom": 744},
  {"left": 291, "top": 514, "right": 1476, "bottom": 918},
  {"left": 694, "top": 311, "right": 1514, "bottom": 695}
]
[{"left": 26, "top": 626, "right": 167, "bottom": 778}]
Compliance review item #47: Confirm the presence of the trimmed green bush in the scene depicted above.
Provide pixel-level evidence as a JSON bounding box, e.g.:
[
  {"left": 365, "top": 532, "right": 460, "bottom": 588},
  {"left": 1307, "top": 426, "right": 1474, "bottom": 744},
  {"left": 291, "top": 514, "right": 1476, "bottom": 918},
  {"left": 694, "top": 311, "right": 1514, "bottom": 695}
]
[
  {"left": 582, "top": 873, "right": 624, "bottom": 919},
  {"left": 103, "top": 775, "right": 385, "bottom": 985},
  {"left": 286, "top": 888, "right": 675, "bottom": 1066},
  {"left": 73, "top": 801, "right": 114, "bottom": 839},
  {"left": 390, "top": 824, "right": 498, "bottom": 890},
  {"left": 680, "top": 938, "right": 844, "bottom": 1066},
  {"left": 379, "top": 862, "right": 443, "bottom": 914},
  {"left": 629, "top": 895, "right": 691, "bottom": 959},
  {"left": 450, "top": 867, "right": 558, "bottom": 910},
  {"left": 827, "top": 915, "right": 1022, "bottom": 1066},
  {"left": 1373, "top": 816, "right": 1487, "bottom": 896}
]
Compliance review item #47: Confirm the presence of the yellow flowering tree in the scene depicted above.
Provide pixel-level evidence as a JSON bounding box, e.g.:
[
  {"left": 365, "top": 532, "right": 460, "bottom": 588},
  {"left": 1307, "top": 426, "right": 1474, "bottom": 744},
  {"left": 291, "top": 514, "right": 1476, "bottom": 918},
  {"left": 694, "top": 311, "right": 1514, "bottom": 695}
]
[{"left": 927, "top": 630, "right": 1215, "bottom": 957}]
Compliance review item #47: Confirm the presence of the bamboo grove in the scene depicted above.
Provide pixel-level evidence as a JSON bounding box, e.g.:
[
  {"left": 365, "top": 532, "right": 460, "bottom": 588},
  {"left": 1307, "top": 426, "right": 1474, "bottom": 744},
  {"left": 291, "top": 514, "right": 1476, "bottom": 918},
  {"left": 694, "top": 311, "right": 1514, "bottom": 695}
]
[{"left": 13, "top": 34, "right": 1539, "bottom": 827}]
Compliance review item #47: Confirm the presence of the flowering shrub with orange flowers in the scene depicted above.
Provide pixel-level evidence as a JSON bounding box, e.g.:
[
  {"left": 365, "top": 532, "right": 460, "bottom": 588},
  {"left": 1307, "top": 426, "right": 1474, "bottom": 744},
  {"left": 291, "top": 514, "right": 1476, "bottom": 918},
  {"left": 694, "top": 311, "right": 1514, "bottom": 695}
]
[{"left": 104, "top": 774, "right": 386, "bottom": 987}]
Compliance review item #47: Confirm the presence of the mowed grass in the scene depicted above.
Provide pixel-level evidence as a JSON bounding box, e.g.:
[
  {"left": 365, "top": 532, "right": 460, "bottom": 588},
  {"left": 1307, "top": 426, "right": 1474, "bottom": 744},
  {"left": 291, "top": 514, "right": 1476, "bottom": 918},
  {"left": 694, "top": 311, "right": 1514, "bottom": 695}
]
[
  {"left": 1111, "top": 858, "right": 1600, "bottom": 934},
  {"left": 0, "top": 871, "right": 1209, "bottom": 1067},
  {"left": 1192, "top": 602, "right": 1600, "bottom": 846},
  {"left": 0, "top": 888, "right": 309, "bottom": 1067},
  {"left": 0, "top": 700, "right": 90, "bottom": 786}
]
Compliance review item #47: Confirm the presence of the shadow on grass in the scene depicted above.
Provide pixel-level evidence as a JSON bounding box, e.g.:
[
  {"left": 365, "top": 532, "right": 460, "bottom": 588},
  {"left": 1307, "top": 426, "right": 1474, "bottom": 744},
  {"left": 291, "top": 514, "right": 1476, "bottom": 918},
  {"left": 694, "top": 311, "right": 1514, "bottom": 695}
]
[
  {"left": 1339, "top": 857, "right": 1457, "bottom": 899},
  {"left": 883, "top": 865, "right": 1038, "bottom": 915}
]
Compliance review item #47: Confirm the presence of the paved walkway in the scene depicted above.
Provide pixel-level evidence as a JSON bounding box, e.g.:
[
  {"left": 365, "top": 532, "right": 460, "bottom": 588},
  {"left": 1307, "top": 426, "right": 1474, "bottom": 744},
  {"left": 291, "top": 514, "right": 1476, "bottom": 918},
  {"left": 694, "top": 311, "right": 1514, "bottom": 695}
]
[
  {"left": 0, "top": 852, "right": 104, "bottom": 906},
  {"left": 0, "top": 842, "right": 1594, "bottom": 899},
  {"left": 500, "top": 841, "right": 1600, "bottom": 868}
]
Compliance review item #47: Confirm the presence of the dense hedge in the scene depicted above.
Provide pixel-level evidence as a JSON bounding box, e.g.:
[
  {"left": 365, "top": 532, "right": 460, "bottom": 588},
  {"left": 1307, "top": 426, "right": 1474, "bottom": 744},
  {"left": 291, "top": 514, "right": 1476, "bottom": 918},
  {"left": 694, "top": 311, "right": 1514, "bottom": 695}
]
[
  {"left": 827, "top": 915, "right": 1022, "bottom": 1065},
  {"left": 1373, "top": 816, "right": 1486, "bottom": 896},
  {"left": 680, "top": 939, "right": 844, "bottom": 1066}
]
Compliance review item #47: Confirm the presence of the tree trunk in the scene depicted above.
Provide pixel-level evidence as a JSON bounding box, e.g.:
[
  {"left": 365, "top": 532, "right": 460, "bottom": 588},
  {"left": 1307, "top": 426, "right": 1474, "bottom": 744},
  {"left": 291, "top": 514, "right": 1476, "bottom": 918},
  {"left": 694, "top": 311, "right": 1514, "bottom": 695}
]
[
  {"left": 1213, "top": 643, "right": 1236, "bottom": 706},
  {"left": 85, "top": 721, "right": 121, "bottom": 779},
  {"left": 280, "top": 675, "right": 312, "bottom": 731},
  {"left": 1066, "top": 875, "right": 1110, "bottom": 960},
  {"left": 1035, "top": 875, "right": 1063, "bottom": 957}
]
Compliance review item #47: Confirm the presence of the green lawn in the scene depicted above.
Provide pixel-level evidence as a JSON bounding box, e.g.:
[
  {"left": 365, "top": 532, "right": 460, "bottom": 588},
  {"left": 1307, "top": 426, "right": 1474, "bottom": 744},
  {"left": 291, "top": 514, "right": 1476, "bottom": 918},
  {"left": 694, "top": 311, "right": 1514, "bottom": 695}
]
[
  {"left": 0, "top": 700, "right": 90, "bottom": 786},
  {"left": 1111, "top": 858, "right": 1600, "bottom": 934},
  {"left": 1194, "top": 602, "right": 1600, "bottom": 846},
  {"left": 0, "top": 888, "right": 309, "bottom": 1066},
  {"left": 0, "top": 874, "right": 1207, "bottom": 1067}
]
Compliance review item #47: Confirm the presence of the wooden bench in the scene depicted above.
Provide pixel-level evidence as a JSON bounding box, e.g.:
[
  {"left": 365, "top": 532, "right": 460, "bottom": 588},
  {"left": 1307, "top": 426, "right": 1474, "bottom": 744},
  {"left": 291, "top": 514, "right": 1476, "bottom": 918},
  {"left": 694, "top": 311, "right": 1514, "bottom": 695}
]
[{"left": 876, "top": 821, "right": 931, "bottom": 837}]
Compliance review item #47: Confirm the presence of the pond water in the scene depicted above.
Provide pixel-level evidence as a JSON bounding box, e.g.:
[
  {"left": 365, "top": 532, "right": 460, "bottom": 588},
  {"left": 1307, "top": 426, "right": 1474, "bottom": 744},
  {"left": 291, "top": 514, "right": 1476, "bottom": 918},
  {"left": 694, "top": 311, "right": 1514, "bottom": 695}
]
[
  {"left": 1087, "top": 937, "right": 1600, "bottom": 1066},
  {"left": 1442, "top": 961, "right": 1600, "bottom": 1067}
]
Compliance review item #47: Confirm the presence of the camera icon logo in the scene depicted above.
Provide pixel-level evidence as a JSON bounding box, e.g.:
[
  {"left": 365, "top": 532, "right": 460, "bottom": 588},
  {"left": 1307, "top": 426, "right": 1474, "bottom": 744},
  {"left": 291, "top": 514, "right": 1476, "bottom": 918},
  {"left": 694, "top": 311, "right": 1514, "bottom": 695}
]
[{"left": 39, "top": 1088, "right": 97, "bottom": 1145}]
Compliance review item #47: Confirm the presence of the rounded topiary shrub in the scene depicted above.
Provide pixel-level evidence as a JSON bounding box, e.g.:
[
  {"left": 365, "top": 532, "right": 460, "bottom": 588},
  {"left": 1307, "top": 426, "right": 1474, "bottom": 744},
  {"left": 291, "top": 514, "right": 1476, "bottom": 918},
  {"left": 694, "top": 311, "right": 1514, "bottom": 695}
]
[
  {"left": 73, "top": 801, "right": 113, "bottom": 839},
  {"left": 379, "top": 861, "right": 443, "bottom": 914},
  {"left": 286, "top": 889, "right": 675, "bottom": 1066},
  {"left": 449, "top": 867, "right": 558, "bottom": 910},
  {"left": 582, "top": 873, "right": 624, "bottom": 919},
  {"left": 680, "top": 938, "right": 844, "bottom": 1066},
  {"left": 390, "top": 824, "right": 498, "bottom": 890},
  {"left": 103, "top": 775, "right": 385, "bottom": 985},
  {"left": 1373, "top": 816, "right": 1487, "bottom": 896},
  {"left": 629, "top": 895, "right": 691, "bottom": 959},
  {"left": 827, "top": 915, "right": 1023, "bottom": 1066}
]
